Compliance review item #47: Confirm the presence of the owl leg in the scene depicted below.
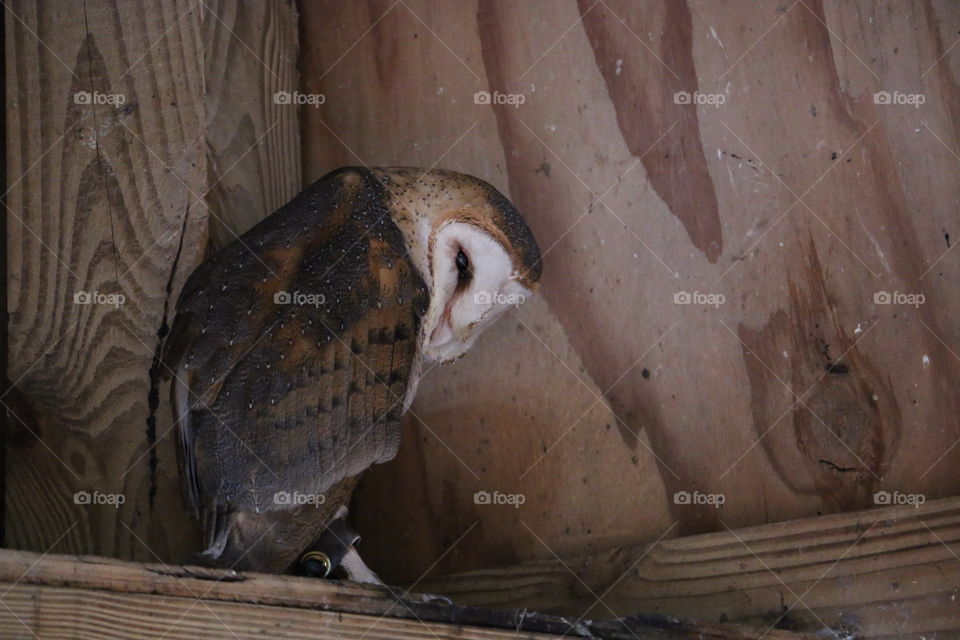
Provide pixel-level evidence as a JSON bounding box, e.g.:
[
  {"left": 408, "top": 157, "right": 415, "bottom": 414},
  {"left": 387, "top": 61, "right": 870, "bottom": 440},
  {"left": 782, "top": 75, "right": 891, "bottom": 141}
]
[
  {"left": 299, "top": 510, "right": 384, "bottom": 585},
  {"left": 299, "top": 516, "right": 454, "bottom": 605},
  {"left": 338, "top": 546, "right": 383, "bottom": 584}
]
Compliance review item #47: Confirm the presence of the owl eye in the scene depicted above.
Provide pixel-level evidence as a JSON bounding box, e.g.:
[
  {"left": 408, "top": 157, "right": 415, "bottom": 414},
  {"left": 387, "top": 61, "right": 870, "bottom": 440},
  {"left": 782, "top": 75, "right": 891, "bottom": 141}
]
[{"left": 455, "top": 248, "right": 471, "bottom": 281}]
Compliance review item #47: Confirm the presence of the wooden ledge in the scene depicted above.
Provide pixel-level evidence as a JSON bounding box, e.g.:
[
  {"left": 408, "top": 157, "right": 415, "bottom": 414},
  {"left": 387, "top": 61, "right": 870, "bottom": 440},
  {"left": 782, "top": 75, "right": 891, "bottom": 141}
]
[
  {"left": 6, "top": 495, "right": 954, "bottom": 638},
  {"left": 0, "top": 547, "right": 814, "bottom": 639},
  {"left": 421, "top": 496, "right": 960, "bottom": 638}
]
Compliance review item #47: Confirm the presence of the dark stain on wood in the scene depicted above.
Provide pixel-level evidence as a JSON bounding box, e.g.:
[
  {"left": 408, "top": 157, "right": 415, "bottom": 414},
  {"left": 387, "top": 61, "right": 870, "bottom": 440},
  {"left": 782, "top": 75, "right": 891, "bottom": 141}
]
[{"left": 738, "top": 239, "right": 900, "bottom": 511}]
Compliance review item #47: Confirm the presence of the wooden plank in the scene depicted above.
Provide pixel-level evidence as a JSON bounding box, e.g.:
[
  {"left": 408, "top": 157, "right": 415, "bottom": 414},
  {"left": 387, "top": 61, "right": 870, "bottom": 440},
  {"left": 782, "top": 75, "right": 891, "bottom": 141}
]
[
  {"left": 0, "top": 0, "right": 7, "bottom": 547},
  {"left": 298, "top": 0, "right": 960, "bottom": 589},
  {"left": 4, "top": 0, "right": 299, "bottom": 564},
  {"left": 202, "top": 0, "right": 301, "bottom": 249},
  {"left": 0, "top": 548, "right": 816, "bottom": 640},
  {"left": 5, "top": 0, "right": 207, "bottom": 563},
  {"left": 0, "top": 585, "right": 560, "bottom": 640},
  {"left": 420, "top": 496, "right": 960, "bottom": 638}
]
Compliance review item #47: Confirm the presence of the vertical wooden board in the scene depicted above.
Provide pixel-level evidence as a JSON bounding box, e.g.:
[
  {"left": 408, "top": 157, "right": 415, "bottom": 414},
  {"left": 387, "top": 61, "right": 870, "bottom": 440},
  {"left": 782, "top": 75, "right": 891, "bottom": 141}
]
[
  {"left": 299, "top": 0, "right": 960, "bottom": 582},
  {"left": 6, "top": 0, "right": 207, "bottom": 561},
  {"left": 203, "top": 0, "right": 301, "bottom": 249},
  {"left": 0, "top": 0, "right": 7, "bottom": 546},
  {"left": 5, "top": 0, "right": 301, "bottom": 563}
]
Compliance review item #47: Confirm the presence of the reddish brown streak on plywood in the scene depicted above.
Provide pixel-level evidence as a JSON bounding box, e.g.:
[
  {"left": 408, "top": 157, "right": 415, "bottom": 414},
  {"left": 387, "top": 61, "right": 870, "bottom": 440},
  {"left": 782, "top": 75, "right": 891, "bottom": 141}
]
[
  {"left": 476, "top": 0, "right": 721, "bottom": 536},
  {"left": 579, "top": 0, "right": 722, "bottom": 264}
]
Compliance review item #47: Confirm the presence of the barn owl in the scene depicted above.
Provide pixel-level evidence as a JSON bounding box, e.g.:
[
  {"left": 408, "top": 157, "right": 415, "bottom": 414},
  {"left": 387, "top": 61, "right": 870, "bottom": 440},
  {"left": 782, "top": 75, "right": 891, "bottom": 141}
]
[{"left": 163, "top": 167, "right": 542, "bottom": 580}]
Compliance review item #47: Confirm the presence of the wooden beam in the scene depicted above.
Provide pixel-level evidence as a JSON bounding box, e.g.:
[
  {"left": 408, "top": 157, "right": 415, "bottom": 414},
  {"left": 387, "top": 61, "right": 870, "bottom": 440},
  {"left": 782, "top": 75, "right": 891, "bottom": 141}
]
[
  {"left": 0, "top": 0, "right": 7, "bottom": 547},
  {"left": 420, "top": 496, "right": 960, "bottom": 638},
  {"left": 0, "top": 548, "right": 817, "bottom": 639},
  {"left": 5, "top": 0, "right": 206, "bottom": 563},
  {"left": 4, "top": 0, "right": 299, "bottom": 564}
]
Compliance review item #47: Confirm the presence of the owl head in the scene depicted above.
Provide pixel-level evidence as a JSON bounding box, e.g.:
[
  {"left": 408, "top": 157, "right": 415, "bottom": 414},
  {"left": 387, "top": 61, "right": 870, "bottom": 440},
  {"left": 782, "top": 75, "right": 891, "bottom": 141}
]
[{"left": 374, "top": 168, "right": 542, "bottom": 364}]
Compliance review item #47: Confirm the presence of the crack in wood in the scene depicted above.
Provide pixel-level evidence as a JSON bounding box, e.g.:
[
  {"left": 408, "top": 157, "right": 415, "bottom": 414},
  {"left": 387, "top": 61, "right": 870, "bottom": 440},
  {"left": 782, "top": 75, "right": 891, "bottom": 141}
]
[{"left": 145, "top": 206, "right": 192, "bottom": 509}]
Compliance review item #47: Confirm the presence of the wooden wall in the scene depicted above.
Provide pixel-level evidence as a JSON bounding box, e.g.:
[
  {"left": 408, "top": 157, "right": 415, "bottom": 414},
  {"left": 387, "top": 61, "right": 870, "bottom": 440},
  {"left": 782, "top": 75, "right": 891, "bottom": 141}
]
[
  {"left": 299, "top": 0, "right": 960, "bottom": 584},
  {"left": 6, "top": 0, "right": 960, "bottom": 611},
  {"left": 5, "top": 0, "right": 299, "bottom": 561}
]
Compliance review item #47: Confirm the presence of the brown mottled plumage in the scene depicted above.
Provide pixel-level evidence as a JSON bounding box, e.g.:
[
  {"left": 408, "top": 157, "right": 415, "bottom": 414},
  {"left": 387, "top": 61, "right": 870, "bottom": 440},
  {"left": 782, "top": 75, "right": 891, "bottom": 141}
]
[{"left": 164, "top": 167, "right": 541, "bottom": 574}]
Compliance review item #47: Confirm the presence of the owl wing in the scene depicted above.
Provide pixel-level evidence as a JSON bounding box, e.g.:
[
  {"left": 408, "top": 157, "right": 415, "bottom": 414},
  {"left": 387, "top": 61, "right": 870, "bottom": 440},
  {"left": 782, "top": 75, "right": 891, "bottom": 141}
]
[{"left": 163, "top": 169, "right": 427, "bottom": 553}]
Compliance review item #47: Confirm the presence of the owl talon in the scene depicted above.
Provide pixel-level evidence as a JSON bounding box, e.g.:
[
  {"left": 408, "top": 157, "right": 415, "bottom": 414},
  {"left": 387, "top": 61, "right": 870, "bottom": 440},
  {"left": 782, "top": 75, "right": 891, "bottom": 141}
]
[{"left": 408, "top": 592, "right": 454, "bottom": 606}]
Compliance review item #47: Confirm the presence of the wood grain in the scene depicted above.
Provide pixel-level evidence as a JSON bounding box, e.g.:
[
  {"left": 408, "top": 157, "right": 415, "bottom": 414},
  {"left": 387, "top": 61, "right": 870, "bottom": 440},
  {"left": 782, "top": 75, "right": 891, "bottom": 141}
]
[
  {"left": 0, "top": 547, "right": 818, "bottom": 640},
  {"left": 202, "top": 0, "right": 301, "bottom": 249},
  {"left": 5, "top": 0, "right": 299, "bottom": 564},
  {"left": 298, "top": 0, "right": 960, "bottom": 586},
  {"left": 6, "top": 0, "right": 207, "bottom": 563},
  {"left": 0, "top": 586, "right": 563, "bottom": 640},
  {"left": 420, "top": 496, "right": 960, "bottom": 638}
]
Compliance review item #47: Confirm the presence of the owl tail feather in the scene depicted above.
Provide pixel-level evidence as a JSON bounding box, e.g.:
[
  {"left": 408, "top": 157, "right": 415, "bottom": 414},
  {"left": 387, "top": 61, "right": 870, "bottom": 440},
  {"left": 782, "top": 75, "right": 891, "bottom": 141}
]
[{"left": 200, "top": 504, "right": 231, "bottom": 560}]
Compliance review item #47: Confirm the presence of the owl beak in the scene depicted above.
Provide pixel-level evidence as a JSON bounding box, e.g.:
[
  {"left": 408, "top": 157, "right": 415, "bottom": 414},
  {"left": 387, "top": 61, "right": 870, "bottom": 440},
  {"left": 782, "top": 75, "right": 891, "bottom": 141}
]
[{"left": 428, "top": 318, "right": 454, "bottom": 348}]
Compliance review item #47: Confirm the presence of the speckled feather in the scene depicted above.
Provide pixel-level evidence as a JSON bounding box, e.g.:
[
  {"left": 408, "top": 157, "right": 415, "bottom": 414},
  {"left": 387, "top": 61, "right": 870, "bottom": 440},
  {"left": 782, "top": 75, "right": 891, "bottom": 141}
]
[{"left": 163, "top": 168, "right": 428, "bottom": 571}]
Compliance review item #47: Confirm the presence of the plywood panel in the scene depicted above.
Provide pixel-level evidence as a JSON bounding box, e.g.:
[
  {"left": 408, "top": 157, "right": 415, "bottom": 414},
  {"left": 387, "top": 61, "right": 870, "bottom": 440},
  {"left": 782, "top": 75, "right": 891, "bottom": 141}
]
[
  {"left": 298, "top": 0, "right": 960, "bottom": 584},
  {"left": 299, "top": 0, "right": 675, "bottom": 582}
]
